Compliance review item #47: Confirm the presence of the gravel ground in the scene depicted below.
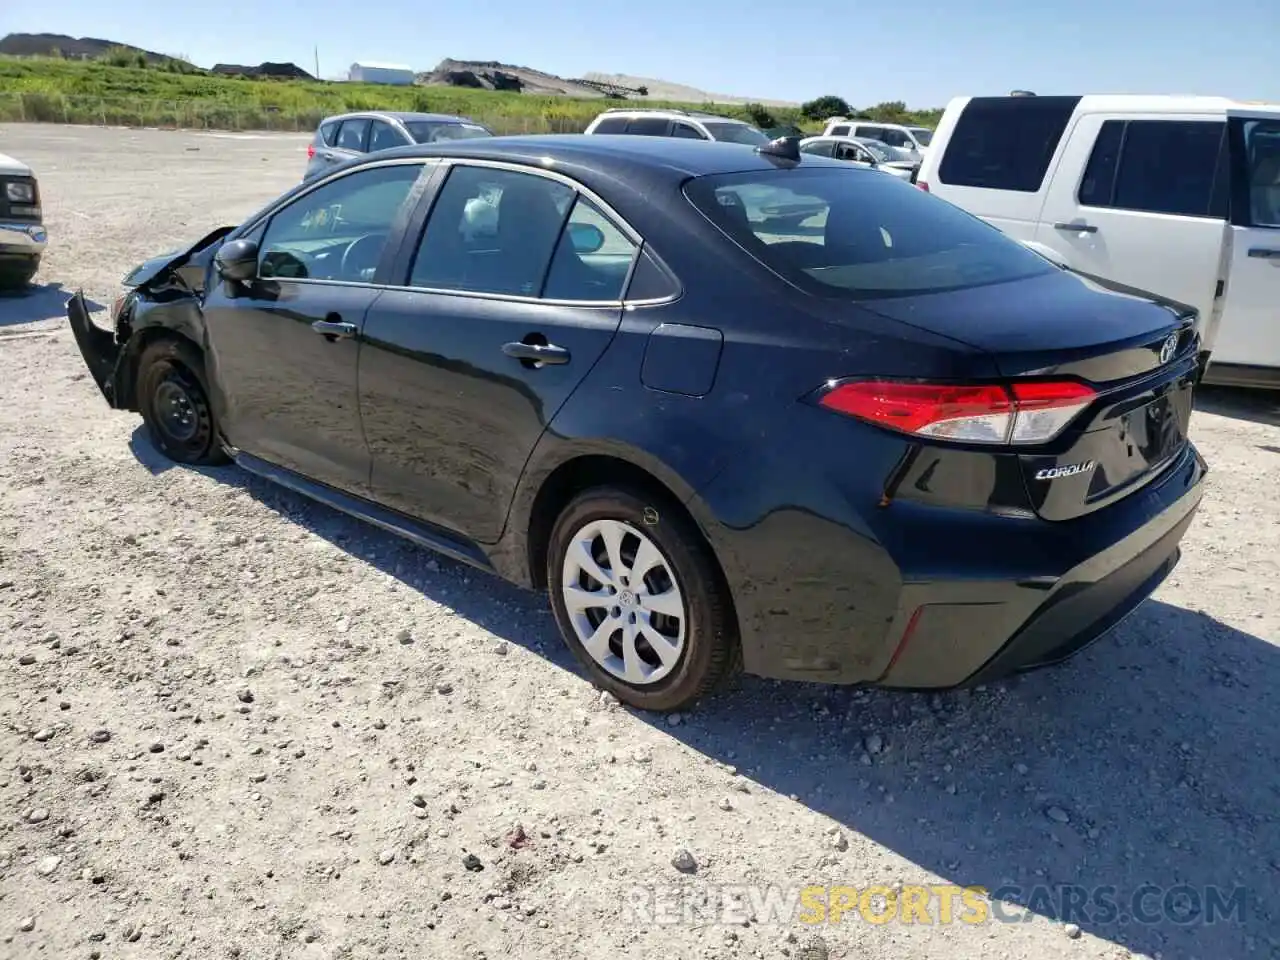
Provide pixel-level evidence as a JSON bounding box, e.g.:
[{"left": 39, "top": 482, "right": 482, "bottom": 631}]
[{"left": 2, "top": 123, "right": 1279, "bottom": 960}]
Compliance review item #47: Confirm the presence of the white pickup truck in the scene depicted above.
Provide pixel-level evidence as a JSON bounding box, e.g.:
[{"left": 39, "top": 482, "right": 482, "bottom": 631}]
[
  {"left": 0, "top": 151, "right": 47, "bottom": 289},
  {"left": 916, "top": 95, "right": 1280, "bottom": 389}
]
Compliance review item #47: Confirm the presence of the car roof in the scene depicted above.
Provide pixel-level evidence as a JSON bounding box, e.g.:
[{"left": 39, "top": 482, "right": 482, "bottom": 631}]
[
  {"left": 323, "top": 111, "right": 478, "bottom": 124},
  {"left": 945, "top": 93, "right": 1280, "bottom": 118},
  {"left": 593, "top": 108, "right": 749, "bottom": 124},
  {"left": 360, "top": 134, "right": 848, "bottom": 179}
]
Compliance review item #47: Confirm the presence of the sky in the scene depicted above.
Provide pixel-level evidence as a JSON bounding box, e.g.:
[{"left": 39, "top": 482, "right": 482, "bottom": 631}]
[{"left": 5, "top": 0, "right": 1279, "bottom": 108}]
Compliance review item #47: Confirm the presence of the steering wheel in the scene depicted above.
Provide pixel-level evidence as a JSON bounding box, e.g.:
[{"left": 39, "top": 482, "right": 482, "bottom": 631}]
[{"left": 339, "top": 234, "right": 386, "bottom": 281}]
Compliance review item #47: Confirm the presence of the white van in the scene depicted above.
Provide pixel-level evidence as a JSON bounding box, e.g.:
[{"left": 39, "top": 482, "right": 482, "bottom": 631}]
[
  {"left": 916, "top": 94, "right": 1280, "bottom": 389},
  {"left": 821, "top": 119, "right": 933, "bottom": 159}
]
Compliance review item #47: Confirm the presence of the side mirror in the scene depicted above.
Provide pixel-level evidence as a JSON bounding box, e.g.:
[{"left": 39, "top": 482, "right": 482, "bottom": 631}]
[
  {"left": 214, "top": 238, "right": 259, "bottom": 282},
  {"left": 567, "top": 222, "right": 605, "bottom": 255}
]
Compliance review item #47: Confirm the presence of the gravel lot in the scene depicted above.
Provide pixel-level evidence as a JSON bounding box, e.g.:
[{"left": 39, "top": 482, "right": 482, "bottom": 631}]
[{"left": 2, "top": 123, "right": 1280, "bottom": 960}]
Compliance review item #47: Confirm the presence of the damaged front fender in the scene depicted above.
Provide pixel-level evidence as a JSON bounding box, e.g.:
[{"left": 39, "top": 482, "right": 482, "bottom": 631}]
[{"left": 66, "top": 290, "right": 123, "bottom": 406}]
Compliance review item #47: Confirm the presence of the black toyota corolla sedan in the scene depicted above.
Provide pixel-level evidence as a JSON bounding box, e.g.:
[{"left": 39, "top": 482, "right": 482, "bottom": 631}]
[{"left": 67, "top": 134, "right": 1207, "bottom": 712}]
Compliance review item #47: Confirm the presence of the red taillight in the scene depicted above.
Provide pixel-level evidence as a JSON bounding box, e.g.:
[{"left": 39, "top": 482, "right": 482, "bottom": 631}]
[
  {"left": 307, "top": 143, "right": 316, "bottom": 159},
  {"left": 916, "top": 181, "right": 929, "bottom": 192},
  {"left": 816, "top": 379, "right": 1096, "bottom": 445}
]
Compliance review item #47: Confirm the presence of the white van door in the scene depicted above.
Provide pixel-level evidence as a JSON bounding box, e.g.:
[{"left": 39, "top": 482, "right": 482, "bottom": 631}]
[
  {"left": 1036, "top": 112, "right": 1230, "bottom": 351},
  {"left": 1210, "top": 111, "right": 1280, "bottom": 379}
]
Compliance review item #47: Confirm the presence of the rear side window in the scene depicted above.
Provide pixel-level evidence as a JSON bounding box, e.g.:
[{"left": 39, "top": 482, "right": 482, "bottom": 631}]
[
  {"left": 671, "top": 122, "right": 706, "bottom": 139},
  {"left": 685, "top": 167, "right": 1054, "bottom": 300},
  {"left": 625, "top": 117, "right": 671, "bottom": 136},
  {"left": 1079, "top": 119, "right": 1228, "bottom": 218},
  {"left": 318, "top": 120, "right": 339, "bottom": 146},
  {"left": 800, "top": 140, "right": 835, "bottom": 157},
  {"left": 336, "top": 118, "right": 370, "bottom": 151},
  {"left": 591, "top": 116, "right": 629, "bottom": 134},
  {"left": 938, "top": 96, "right": 1081, "bottom": 192},
  {"left": 368, "top": 119, "right": 406, "bottom": 153},
  {"left": 829, "top": 125, "right": 851, "bottom": 136}
]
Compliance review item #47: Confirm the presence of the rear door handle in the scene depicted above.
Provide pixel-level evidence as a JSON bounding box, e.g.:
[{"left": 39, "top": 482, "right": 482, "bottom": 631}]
[
  {"left": 502, "top": 341, "right": 570, "bottom": 365},
  {"left": 1054, "top": 221, "right": 1098, "bottom": 234},
  {"left": 312, "top": 318, "right": 357, "bottom": 341},
  {"left": 1248, "top": 247, "right": 1280, "bottom": 259}
]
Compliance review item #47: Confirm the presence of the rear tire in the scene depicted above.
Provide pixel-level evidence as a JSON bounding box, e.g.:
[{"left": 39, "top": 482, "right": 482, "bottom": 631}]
[
  {"left": 136, "top": 339, "right": 230, "bottom": 466},
  {"left": 547, "top": 485, "right": 738, "bottom": 712}
]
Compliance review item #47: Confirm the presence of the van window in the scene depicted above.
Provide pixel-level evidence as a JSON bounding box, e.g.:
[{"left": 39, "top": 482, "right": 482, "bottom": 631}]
[
  {"left": 856, "top": 125, "right": 885, "bottom": 140},
  {"left": 1239, "top": 119, "right": 1280, "bottom": 227},
  {"left": 1079, "top": 119, "right": 1228, "bottom": 218},
  {"left": 937, "top": 95, "right": 1081, "bottom": 192},
  {"left": 829, "top": 125, "right": 851, "bottom": 137},
  {"left": 685, "top": 167, "right": 1054, "bottom": 300}
]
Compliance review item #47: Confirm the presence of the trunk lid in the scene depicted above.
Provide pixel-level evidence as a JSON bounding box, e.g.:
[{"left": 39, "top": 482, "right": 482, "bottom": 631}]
[{"left": 862, "top": 269, "right": 1199, "bottom": 520}]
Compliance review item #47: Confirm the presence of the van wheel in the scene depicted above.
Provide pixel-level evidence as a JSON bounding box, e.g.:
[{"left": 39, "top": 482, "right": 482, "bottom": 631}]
[
  {"left": 547, "top": 486, "right": 738, "bottom": 712},
  {"left": 136, "top": 339, "right": 229, "bottom": 466}
]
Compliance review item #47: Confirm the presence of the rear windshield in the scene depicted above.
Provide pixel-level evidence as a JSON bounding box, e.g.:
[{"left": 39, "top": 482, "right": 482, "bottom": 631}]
[
  {"left": 700, "top": 122, "right": 771, "bottom": 146},
  {"left": 684, "top": 167, "right": 1055, "bottom": 300},
  {"left": 405, "top": 121, "right": 493, "bottom": 144}
]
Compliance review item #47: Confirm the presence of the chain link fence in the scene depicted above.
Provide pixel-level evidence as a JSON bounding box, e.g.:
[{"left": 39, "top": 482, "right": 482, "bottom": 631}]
[{"left": 0, "top": 91, "right": 592, "bottom": 135}]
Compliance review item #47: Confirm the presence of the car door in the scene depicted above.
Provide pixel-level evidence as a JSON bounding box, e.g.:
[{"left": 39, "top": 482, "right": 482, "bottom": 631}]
[
  {"left": 201, "top": 160, "right": 430, "bottom": 495},
  {"left": 1210, "top": 112, "right": 1280, "bottom": 371},
  {"left": 1036, "top": 114, "right": 1230, "bottom": 349},
  {"left": 357, "top": 161, "right": 640, "bottom": 542}
]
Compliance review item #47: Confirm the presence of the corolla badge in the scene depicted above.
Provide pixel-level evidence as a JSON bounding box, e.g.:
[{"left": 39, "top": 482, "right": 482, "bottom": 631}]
[
  {"left": 1159, "top": 333, "right": 1179, "bottom": 365},
  {"left": 1035, "top": 460, "right": 1096, "bottom": 481}
]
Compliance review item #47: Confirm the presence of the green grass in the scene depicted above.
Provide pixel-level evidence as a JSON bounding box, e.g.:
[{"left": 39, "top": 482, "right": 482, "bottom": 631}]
[{"left": 0, "top": 55, "right": 942, "bottom": 134}]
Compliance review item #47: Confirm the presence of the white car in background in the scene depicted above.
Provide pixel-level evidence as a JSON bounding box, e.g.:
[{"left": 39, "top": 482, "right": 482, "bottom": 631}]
[
  {"left": 820, "top": 119, "right": 934, "bottom": 160},
  {"left": 0, "top": 151, "right": 47, "bottom": 290},
  {"left": 799, "top": 136, "right": 919, "bottom": 181}
]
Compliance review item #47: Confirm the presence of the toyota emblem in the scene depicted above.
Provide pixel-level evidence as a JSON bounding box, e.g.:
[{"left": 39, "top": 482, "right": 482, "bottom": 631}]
[{"left": 1159, "top": 333, "right": 1179, "bottom": 365}]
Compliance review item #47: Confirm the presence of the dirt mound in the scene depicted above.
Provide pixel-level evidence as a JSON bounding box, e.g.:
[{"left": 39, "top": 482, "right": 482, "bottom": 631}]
[
  {"left": 0, "top": 32, "right": 172, "bottom": 65},
  {"left": 211, "top": 62, "right": 315, "bottom": 81},
  {"left": 418, "top": 59, "right": 606, "bottom": 98}
]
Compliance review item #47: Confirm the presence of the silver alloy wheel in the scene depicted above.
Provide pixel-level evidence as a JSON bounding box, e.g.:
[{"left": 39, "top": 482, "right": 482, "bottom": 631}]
[{"left": 560, "top": 518, "right": 687, "bottom": 686}]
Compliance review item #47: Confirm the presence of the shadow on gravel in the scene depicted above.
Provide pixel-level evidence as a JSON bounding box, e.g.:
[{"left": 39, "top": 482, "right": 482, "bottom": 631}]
[
  {"left": 0, "top": 282, "right": 103, "bottom": 328},
  {"left": 127, "top": 429, "right": 1278, "bottom": 959},
  {"left": 1196, "top": 385, "right": 1280, "bottom": 428}
]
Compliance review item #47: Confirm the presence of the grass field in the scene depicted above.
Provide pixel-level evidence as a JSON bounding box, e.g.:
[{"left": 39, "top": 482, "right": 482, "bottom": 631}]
[{"left": 0, "top": 55, "right": 943, "bottom": 134}]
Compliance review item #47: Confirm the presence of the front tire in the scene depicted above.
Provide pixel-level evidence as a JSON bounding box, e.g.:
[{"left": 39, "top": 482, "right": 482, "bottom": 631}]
[
  {"left": 0, "top": 257, "right": 38, "bottom": 291},
  {"left": 136, "top": 339, "right": 229, "bottom": 465},
  {"left": 547, "top": 486, "right": 737, "bottom": 712}
]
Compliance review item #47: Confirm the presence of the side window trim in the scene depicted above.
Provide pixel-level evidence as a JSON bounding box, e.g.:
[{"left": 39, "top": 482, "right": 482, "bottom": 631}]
[{"left": 391, "top": 158, "right": 657, "bottom": 305}]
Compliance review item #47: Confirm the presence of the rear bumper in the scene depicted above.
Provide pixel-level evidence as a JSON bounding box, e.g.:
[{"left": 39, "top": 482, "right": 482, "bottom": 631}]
[{"left": 878, "top": 444, "right": 1207, "bottom": 688}]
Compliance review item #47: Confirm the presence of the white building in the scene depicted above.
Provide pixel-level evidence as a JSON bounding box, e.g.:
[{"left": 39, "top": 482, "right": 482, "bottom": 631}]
[{"left": 348, "top": 61, "right": 415, "bottom": 86}]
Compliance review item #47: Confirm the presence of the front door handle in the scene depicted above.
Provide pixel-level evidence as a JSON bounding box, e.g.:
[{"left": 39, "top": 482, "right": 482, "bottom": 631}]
[
  {"left": 312, "top": 317, "right": 357, "bottom": 341},
  {"left": 1248, "top": 247, "right": 1280, "bottom": 259},
  {"left": 1054, "top": 221, "right": 1098, "bottom": 234},
  {"left": 502, "top": 341, "right": 570, "bottom": 365}
]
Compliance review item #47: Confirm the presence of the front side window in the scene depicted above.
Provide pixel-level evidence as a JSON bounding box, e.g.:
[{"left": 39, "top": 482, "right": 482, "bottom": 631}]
[
  {"left": 1241, "top": 118, "right": 1280, "bottom": 227},
  {"left": 404, "top": 120, "right": 493, "bottom": 143},
  {"left": 800, "top": 140, "right": 835, "bottom": 158},
  {"left": 700, "top": 122, "right": 770, "bottom": 146},
  {"left": 258, "top": 163, "right": 423, "bottom": 282},
  {"left": 685, "top": 167, "right": 1055, "bottom": 300},
  {"left": 336, "top": 118, "right": 370, "bottom": 152},
  {"left": 938, "top": 95, "right": 1080, "bottom": 192}
]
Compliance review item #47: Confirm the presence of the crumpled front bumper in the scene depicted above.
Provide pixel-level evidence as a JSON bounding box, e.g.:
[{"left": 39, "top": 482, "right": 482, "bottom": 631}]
[{"left": 66, "top": 291, "right": 123, "bottom": 405}]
